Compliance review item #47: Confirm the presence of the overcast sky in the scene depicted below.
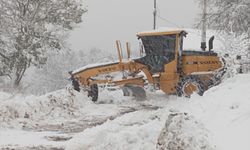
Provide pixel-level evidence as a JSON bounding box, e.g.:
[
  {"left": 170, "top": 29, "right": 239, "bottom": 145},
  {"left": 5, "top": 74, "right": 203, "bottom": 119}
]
[{"left": 69, "top": 0, "right": 201, "bottom": 53}]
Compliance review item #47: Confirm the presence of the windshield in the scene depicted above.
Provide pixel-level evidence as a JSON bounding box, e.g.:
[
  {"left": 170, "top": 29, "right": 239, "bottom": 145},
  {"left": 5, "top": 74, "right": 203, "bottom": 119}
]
[
  {"left": 140, "top": 34, "right": 176, "bottom": 56},
  {"left": 135, "top": 34, "right": 177, "bottom": 73}
]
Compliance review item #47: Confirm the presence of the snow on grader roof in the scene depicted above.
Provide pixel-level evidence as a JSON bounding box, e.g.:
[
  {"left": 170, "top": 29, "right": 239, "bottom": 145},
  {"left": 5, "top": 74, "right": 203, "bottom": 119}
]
[{"left": 137, "top": 28, "right": 187, "bottom": 36}]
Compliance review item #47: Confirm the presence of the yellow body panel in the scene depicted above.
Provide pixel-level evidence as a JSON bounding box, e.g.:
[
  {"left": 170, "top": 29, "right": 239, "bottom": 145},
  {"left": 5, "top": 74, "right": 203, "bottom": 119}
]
[
  {"left": 74, "top": 62, "right": 153, "bottom": 87},
  {"left": 159, "top": 72, "right": 179, "bottom": 94},
  {"left": 182, "top": 55, "right": 222, "bottom": 75},
  {"left": 158, "top": 34, "right": 180, "bottom": 94}
]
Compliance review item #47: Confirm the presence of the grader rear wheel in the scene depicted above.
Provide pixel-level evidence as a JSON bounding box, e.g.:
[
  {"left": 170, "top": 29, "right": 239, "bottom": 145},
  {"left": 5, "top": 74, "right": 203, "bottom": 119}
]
[{"left": 177, "top": 76, "right": 205, "bottom": 98}]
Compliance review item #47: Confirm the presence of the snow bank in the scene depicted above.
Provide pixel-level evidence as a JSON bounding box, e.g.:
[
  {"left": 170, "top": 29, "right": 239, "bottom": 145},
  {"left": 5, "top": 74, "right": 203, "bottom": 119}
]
[
  {"left": 66, "top": 109, "right": 214, "bottom": 150},
  {"left": 200, "top": 74, "right": 250, "bottom": 150},
  {"left": 0, "top": 89, "right": 83, "bottom": 128},
  {"left": 66, "top": 107, "right": 214, "bottom": 150},
  {"left": 0, "top": 88, "right": 126, "bottom": 129},
  {"left": 66, "top": 109, "right": 169, "bottom": 150},
  {"left": 163, "top": 74, "right": 250, "bottom": 150},
  {"left": 157, "top": 113, "right": 214, "bottom": 150}
]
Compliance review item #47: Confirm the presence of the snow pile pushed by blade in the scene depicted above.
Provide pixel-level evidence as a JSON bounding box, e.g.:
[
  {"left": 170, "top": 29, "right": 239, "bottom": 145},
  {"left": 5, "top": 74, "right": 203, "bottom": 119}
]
[
  {"left": 0, "top": 88, "right": 130, "bottom": 131},
  {"left": 66, "top": 109, "right": 213, "bottom": 150},
  {"left": 157, "top": 113, "right": 214, "bottom": 150},
  {"left": 66, "top": 108, "right": 167, "bottom": 150},
  {"left": 0, "top": 89, "right": 84, "bottom": 128}
]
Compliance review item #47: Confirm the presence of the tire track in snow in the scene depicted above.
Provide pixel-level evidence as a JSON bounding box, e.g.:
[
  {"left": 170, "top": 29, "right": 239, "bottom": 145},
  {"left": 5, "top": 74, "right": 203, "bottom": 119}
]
[
  {"left": 1, "top": 103, "right": 160, "bottom": 150},
  {"left": 64, "top": 104, "right": 161, "bottom": 133}
]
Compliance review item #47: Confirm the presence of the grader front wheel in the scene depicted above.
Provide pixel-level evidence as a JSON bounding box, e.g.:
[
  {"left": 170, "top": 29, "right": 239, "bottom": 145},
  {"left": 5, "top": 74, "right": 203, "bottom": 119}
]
[
  {"left": 88, "top": 84, "right": 98, "bottom": 102},
  {"left": 177, "top": 76, "right": 205, "bottom": 98}
]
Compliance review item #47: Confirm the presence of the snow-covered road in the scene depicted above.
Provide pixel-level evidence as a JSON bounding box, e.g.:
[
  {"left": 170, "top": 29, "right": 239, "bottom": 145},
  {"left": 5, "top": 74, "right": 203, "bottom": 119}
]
[{"left": 1, "top": 74, "right": 250, "bottom": 150}]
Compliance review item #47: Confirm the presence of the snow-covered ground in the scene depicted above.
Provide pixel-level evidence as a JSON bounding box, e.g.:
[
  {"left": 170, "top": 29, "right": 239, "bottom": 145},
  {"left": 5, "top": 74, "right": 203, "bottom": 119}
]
[{"left": 1, "top": 73, "right": 250, "bottom": 150}]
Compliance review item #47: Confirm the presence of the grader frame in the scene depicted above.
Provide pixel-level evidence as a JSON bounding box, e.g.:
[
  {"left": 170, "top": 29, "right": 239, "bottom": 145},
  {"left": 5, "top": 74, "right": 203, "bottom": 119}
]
[{"left": 71, "top": 30, "right": 226, "bottom": 101}]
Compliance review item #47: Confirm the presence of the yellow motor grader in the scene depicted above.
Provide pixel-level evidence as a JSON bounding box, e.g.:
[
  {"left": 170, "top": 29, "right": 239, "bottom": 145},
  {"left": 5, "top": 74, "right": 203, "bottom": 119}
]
[{"left": 70, "top": 29, "right": 226, "bottom": 102}]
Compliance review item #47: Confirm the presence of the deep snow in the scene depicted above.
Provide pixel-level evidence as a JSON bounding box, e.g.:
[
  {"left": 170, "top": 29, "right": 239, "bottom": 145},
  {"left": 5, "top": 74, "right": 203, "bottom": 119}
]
[{"left": 1, "top": 73, "right": 250, "bottom": 150}]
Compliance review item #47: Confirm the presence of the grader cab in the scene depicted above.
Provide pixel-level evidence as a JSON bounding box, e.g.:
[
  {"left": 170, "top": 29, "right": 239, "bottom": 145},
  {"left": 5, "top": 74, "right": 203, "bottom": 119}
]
[{"left": 70, "top": 29, "right": 226, "bottom": 101}]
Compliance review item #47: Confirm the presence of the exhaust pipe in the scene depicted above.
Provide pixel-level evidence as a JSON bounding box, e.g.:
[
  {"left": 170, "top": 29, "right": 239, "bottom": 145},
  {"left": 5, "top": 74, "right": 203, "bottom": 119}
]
[{"left": 209, "top": 36, "right": 215, "bottom": 51}]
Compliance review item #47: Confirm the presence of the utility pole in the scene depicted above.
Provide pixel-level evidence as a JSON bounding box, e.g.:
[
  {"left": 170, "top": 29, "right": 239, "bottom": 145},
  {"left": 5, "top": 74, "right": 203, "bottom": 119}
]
[
  {"left": 153, "top": 0, "right": 157, "bottom": 30},
  {"left": 201, "top": 0, "right": 207, "bottom": 51}
]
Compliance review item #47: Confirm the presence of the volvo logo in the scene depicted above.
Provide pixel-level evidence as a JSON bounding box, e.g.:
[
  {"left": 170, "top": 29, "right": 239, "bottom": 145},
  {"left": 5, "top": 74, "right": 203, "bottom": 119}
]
[
  {"left": 200, "top": 61, "right": 219, "bottom": 65},
  {"left": 186, "top": 61, "right": 219, "bottom": 65}
]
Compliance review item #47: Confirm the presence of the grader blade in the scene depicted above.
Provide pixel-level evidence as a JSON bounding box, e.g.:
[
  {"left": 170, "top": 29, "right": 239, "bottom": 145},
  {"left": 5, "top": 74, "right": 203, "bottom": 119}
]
[{"left": 122, "top": 84, "right": 146, "bottom": 100}]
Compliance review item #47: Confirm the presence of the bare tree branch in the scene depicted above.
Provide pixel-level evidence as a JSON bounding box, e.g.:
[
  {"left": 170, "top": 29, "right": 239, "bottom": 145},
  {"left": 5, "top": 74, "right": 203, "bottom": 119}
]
[{"left": 0, "top": 51, "right": 10, "bottom": 61}]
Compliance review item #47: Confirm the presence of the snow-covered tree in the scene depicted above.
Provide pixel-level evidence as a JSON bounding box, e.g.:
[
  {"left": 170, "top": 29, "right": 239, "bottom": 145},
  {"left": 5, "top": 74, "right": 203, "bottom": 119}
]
[
  {"left": 198, "top": 1, "right": 249, "bottom": 41},
  {"left": 197, "top": 0, "right": 250, "bottom": 36},
  {"left": 0, "top": 0, "right": 86, "bottom": 86}
]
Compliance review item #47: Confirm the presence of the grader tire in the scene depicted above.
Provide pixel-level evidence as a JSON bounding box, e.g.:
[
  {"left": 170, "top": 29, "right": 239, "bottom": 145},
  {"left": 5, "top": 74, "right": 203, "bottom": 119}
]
[
  {"left": 177, "top": 76, "right": 205, "bottom": 98},
  {"left": 88, "top": 84, "right": 98, "bottom": 102},
  {"left": 122, "top": 87, "right": 131, "bottom": 96}
]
